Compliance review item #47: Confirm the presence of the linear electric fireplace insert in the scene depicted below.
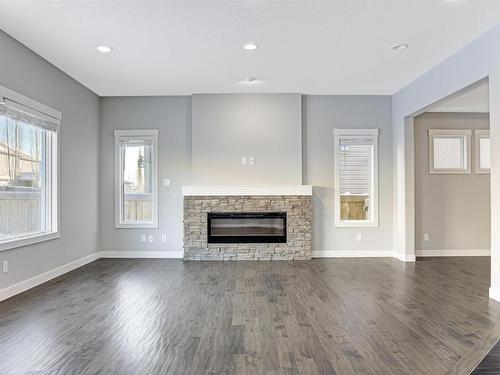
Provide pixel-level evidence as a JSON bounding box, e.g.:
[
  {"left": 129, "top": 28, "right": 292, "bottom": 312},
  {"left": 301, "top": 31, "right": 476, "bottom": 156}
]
[{"left": 207, "top": 212, "right": 287, "bottom": 243}]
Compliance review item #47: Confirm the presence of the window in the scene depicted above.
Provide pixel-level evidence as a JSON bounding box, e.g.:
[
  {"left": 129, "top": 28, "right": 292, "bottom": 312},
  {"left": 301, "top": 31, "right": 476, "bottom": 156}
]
[
  {"left": 429, "top": 129, "right": 471, "bottom": 174},
  {"left": 334, "top": 129, "right": 379, "bottom": 227},
  {"left": 115, "top": 130, "right": 158, "bottom": 228},
  {"left": 0, "top": 90, "right": 60, "bottom": 251},
  {"left": 475, "top": 129, "right": 490, "bottom": 174}
]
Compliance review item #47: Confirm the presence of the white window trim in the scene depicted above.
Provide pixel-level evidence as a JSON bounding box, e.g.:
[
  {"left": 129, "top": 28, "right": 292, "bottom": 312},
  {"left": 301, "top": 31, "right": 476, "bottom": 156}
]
[
  {"left": 428, "top": 129, "right": 472, "bottom": 174},
  {"left": 114, "top": 129, "right": 159, "bottom": 229},
  {"left": 474, "top": 129, "right": 490, "bottom": 174},
  {"left": 334, "top": 128, "right": 379, "bottom": 228},
  {"left": 0, "top": 84, "right": 61, "bottom": 252}
]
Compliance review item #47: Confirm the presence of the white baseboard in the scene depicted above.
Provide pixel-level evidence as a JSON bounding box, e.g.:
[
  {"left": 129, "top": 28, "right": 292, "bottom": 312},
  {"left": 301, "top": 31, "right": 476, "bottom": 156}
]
[
  {"left": 416, "top": 249, "right": 490, "bottom": 257},
  {"left": 8, "top": 248, "right": 487, "bottom": 302},
  {"left": 312, "top": 250, "right": 395, "bottom": 258},
  {"left": 0, "top": 250, "right": 184, "bottom": 302},
  {"left": 392, "top": 252, "right": 417, "bottom": 262},
  {"left": 98, "top": 251, "right": 183, "bottom": 259},
  {"left": 0, "top": 252, "right": 99, "bottom": 302},
  {"left": 313, "top": 250, "right": 417, "bottom": 262},
  {"left": 489, "top": 287, "right": 500, "bottom": 302}
]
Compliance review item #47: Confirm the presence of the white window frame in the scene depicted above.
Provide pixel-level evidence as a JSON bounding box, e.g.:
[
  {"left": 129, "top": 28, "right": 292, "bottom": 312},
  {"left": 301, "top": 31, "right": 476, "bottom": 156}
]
[
  {"left": 114, "top": 129, "right": 159, "bottom": 229},
  {"left": 429, "top": 129, "right": 471, "bottom": 174},
  {"left": 475, "top": 129, "right": 490, "bottom": 174},
  {"left": 0, "top": 84, "right": 61, "bottom": 252},
  {"left": 334, "top": 128, "right": 379, "bottom": 228}
]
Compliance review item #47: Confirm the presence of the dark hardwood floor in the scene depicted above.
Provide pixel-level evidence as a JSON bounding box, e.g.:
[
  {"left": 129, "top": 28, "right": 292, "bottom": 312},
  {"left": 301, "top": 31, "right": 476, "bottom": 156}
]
[
  {"left": 471, "top": 340, "right": 500, "bottom": 374},
  {"left": 0, "top": 257, "right": 499, "bottom": 374}
]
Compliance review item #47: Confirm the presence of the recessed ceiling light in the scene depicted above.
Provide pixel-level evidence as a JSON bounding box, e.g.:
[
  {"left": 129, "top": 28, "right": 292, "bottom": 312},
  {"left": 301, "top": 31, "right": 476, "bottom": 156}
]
[
  {"left": 244, "top": 43, "right": 259, "bottom": 51},
  {"left": 391, "top": 43, "right": 408, "bottom": 51},
  {"left": 243, "top": 77, "right": 259, "bottom": 83},
  {"left": 97, "top": 45, "right": 113, "bottom": 53}
]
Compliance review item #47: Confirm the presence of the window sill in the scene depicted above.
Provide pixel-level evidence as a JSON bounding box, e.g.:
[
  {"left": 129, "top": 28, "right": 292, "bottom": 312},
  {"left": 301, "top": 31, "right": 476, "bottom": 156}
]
[
  {"left": 115, "top": 222, "right": 158, "bottom": 229},
  {"left": 335, "top": 221, "right": 379, "bottom": 228},
  {"left": 0, "top": 232, "right": 60, "bottom": 252}
]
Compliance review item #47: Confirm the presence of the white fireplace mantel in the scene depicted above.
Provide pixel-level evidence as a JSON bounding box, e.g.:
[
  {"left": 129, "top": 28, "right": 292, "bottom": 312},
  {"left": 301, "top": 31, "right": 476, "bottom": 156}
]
[{"left": 182, "top": 185, "right": 313, "bottom": 196}]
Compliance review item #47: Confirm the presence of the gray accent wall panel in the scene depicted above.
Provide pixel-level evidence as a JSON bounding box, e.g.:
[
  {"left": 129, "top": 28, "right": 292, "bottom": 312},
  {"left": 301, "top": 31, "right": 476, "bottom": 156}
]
[
  {"left": 191, "top": 94, "right": 302, "bottom": 185},
  {"left": 0, "top": 31, "right": 100, "bottom": 290}
]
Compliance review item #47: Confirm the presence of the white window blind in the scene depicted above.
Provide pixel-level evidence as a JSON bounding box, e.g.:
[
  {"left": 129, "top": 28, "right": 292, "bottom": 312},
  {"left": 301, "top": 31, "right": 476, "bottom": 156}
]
[
  {"left": 0, "top": 94, "right": 60, "bottom": 251},
  {"left": 334, "top": 129, "right": 379, "bottom": 228},
  {"left": 339, "top": 138, "right": 372, "bottom": 196}
]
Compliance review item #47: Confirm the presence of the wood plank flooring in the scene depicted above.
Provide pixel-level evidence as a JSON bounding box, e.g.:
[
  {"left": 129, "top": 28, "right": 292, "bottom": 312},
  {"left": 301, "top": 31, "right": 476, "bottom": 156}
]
[
  {"left": 0, "top": 257, "right": 500, "bottom": 374},
  {"left": 471, "top": 340, "right": 500, "bottom": 374}
]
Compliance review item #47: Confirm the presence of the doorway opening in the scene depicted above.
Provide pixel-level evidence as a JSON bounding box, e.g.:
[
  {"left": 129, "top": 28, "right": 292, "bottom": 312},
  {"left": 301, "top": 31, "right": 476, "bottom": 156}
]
[{"left": 411, "top": 79, "right": 490, "bottom": 258}]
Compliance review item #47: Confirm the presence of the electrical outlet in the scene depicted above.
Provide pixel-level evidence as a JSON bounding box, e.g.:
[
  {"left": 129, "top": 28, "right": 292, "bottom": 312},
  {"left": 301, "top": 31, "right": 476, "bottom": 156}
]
[
  {"left": 141, "top": 234, "right": 146, "bottom": 242},
  {"left": 423, "top": 233, "right": 430, "bottom": 242},
  {"left": 241, "top": 156, "right": 247, "bottom": 165},
  {"left": 148, "top": 235, "right": 154, "bottom": 243},
  {"left": 356, "top": 233, "right": 362, "bottom": 241},
  {"left": 161, "top": 234, "right": 167, "bottom": 243},
  {"left": 2, "top": 260, "right": 8, "bottom": 273},
  {"left": 163, "top": 178, "right": 171, "bottom": 186},
  {"left": 249, "top": 157, "right": 255, "bottom": 165}
]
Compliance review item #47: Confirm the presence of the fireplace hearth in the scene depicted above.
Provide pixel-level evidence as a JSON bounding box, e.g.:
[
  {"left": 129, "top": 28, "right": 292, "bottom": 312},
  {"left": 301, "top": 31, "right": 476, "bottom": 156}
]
[{"left": 182, "top": 185, "right": 312, "bottom": 260}]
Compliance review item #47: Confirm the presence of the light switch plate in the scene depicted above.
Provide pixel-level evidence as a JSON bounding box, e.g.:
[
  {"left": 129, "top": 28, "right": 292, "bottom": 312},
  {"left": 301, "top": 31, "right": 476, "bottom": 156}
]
[
  {"left": 163, "top": 178, "right": 171, "bottom": 186},
  {"left": 249, "top": 157, "right": 255, "bottom": 165},
  {"left": 161, "top": 234, "right": 167, "bottom": 243},
  {"left": 148, "top": 235, "right": 154, "bottom": 243},
  {"left": 424, "top": 233, "right": 430, "bottom": 242},
  {"left": 356, "top": 233, "right": 362, "bottom": 241},
  {"left": 141, "top": 234, "right": 146, "bottom": 242},
  {"left": 241, "top": 157, "right": 247, "bottom": 165}
]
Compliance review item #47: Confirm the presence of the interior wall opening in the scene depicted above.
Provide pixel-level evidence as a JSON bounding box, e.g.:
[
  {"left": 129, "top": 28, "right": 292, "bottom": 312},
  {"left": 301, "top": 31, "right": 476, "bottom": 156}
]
[{"left": 412, "top": 80, "right": 491, "bottom": 258}]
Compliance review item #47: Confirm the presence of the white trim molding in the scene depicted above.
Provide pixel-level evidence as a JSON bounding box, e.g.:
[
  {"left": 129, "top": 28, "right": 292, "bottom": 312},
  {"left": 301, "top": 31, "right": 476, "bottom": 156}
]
[
  {"left": 0, "top": 86, "right": 61, "bottom": 252},
  {"left": 474, "top": 129, "right": 491, "bottom": 174},
  {"left": 4, "top": 248, "right": 494, "bottom": 302},
  {"left": 392, "top": 252, "right": 417, "bottom": 262},
  {"left": 416, "top": 249, "right": 490, "bottom": 257},
  {"left": 114, "top": 129, "right": 159, "bottom": 229},
  {"left": 0, "top": 250, "right": 183, "bottom": 301},
  {"left": 428, "top": 129, "right": 472, "bottom": 174},
  {"left": 97, "top": 251, "right": 183, "bottom": 258},
  {"left": 333, "top": 128, "right": 379, "bottom": 228},
  {"left": 0, "top": 84, "right": 62, "bottom": 120},
  {"left": 313, "top": 250, "right": 416, "bottom": 262},
  {"left": 0, "top": 252, "right": 99, "bottom": 302},
  {"left": 312, "top": 250, "right": 394, "bottom": 258},
  {"left": 182, "top": 185, "right": 313, "bottom": 196},
  {"left": 489, "top": 287, "right": 500, "bottom": 303}
]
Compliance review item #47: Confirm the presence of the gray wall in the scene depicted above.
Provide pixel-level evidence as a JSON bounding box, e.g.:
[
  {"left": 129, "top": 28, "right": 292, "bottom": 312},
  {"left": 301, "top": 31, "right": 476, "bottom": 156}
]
[
  {"left": 98, "top": 95, "right": 392, "bottom": 255},
  {"left": 99, "top": 97, "right": 191, "bottom": 253},
  {"left": 0, "top": 31, "right": 100, "bottom": 290},
  {"left": 414, "top": 112, "right": 490, "bottom": 251},
  {"left": 191, "top": 94, "right": 302, "bottom": 185},
  {"left": 303, "top": 96, "right": 393, "bottom": 252}
]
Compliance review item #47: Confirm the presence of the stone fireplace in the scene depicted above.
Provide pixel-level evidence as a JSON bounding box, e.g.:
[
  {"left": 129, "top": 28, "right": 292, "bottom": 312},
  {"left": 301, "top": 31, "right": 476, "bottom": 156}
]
[{"left": 182, "top": 186, "right": 312, "bottom": 260}]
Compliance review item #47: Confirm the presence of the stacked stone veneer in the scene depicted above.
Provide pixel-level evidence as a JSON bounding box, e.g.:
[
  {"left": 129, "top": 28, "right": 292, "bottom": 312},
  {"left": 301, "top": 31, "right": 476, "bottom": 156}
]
[{"left": 183, "top": 195, "right": 312, "bottom": 260}]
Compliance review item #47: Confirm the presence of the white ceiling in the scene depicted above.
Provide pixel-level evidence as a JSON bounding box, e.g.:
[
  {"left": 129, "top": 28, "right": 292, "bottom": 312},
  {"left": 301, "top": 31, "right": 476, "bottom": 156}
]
[
  {"left": 430, "top": 80, "right": 489, "bottom": 113},
  {"left": 1, "top": 1, "right": 500, "bottom": 96}
]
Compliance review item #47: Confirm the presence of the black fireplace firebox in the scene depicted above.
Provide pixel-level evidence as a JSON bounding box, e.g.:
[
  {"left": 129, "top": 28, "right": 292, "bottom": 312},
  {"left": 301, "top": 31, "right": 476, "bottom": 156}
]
[{"left": 207, "top": 212, "right": 287, "bottom": 243}]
